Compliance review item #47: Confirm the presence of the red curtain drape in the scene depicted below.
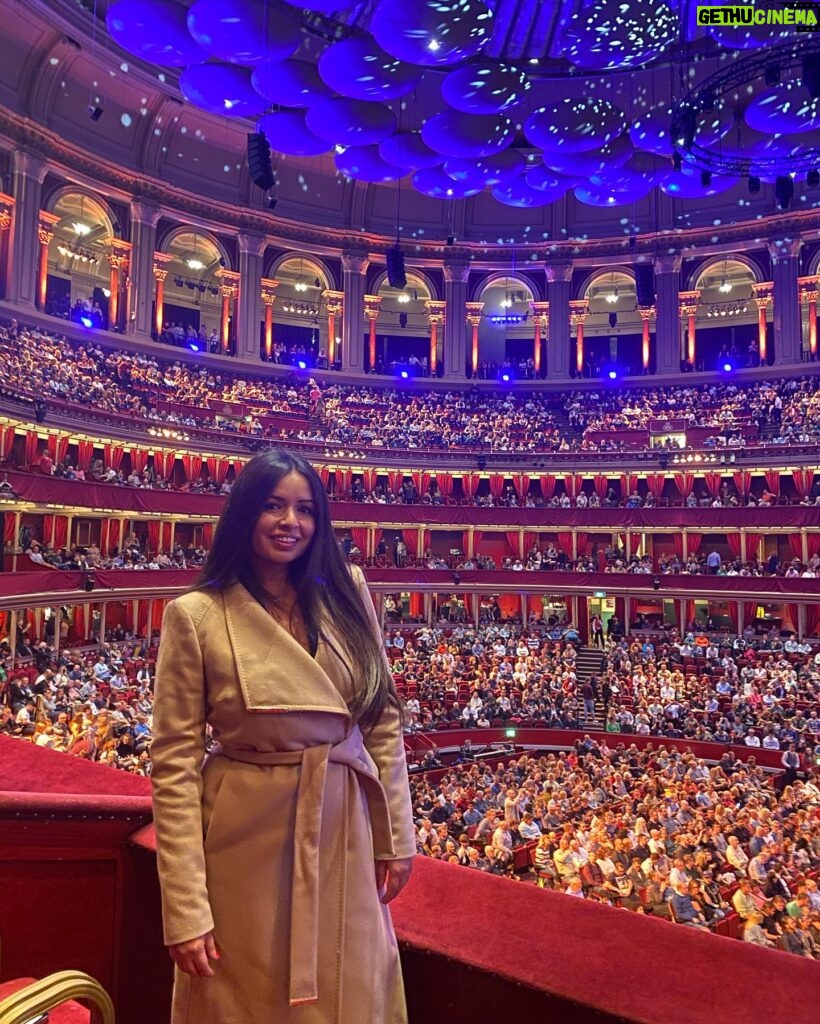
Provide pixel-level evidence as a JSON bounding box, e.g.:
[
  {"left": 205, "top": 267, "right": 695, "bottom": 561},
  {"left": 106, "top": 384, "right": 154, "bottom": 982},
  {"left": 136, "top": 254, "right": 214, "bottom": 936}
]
[
  {"left": 42, "top": 514, "right": 54, "bottom": 547},
  {"left": 563, "top": 475, "right": 581, "bottom": 499},
  {"left": 151, "top": 599, "right": 166, "bottom": 633},
  {"left": 403, "top": 530, "right": 420, "bottom": 559},
  {"left": 472, "top": 530, "right": 483, "bottom": 555},
  {"left": 436, "top": 473, "right": 453, "bottom": 498},
  {"left": 462, "top": 531, "right": 471, "bottom": 556},
  {"left": 461, "top": 473, "right": 478, "bottom": 499},
  {"left": 25, "top": 431, "right": 38, "bottom": 467},
  {"left": 557, "top": 533, "right": 574, "bottom": 557},
  {"left": 51, "top": 436, "right": 69, "bottom": 465},
  {"left": 72, "top": 604, "right": 86, "bottom": 641},
  {"left": 108, "top": 520, "right": 121, "bottom": 554},
  {"left": 688, "top": 533, "right": 703, "bottom": 555},
  {"left": 576, "top": 596, "right": 588, "bottom": 641},
  {"left": 104, "top": 444, "right": 124, "bottom": 470},
  {"left": 412, "top": 471, "right": 431, "bottom": 497},
  {"left": 137, "top": 600, "right": 149, "bottom": 637},
  {"left": 53, "top": 516, "right": 68, "bottom": 549},
  {"left": 806, "top": 604, "right": 820, "bottom": 636},
  {"left": 388, "top": 470, "right": 403, "bottom": 495},
  {"left": 518, "top": 474, "right": 530, "bottom": 500},
  {"left": 203, "top": 523, "right": 214, "bottom": 548},
  {"left": 576, "top": 532, "right": 588, "bottom": 556},
  {"left": 4, "top": 514, "right": 16, "bottom": 546},
  {"left": 100, "top": 520, "right": 110, "bottom": 557},
  {"left": 788, "top": 534, "right": 804, "bottom": 561},
  {"left": 727, "top": 534, "right": 741, "bottom": 558},
  {"left": 362, "top": 469, "right": 375, "bottom": 493},
  {"left": 488, "top": 474, "right": 505, "bottom": 499},
  {"left": 131, "top": 448, "right": 149, "bottom": 475},
  {"left": 319, "top": 466, "right": 329, "bottom": 488},
  {"left": 75, "top": 440, "right": 94, "bottom": 470},
  {"left": 785, "top": 604, "right": 799, "bottom": 633},
  {"left": 351, "top": 527, "right": 368, "bottom": 554},
  {"left": 523, "top": 531, "right": 540, "bottom": 553},
  {"left": 646, "top": 473, "right": 666, "bottom": 499},
  {"left": 745, "top": 533, "right": 763, "bottom": 561},
  {"left": 337, "top": 469, "right": 352, "bottom": 495},
  {"left": 675, "top": 473, "right": 695, "bottom": 498},
  {"left": 733, "top": 470, "right": 752, "bottom": 497},
  {"left": 593, "top": 474, "right": 608, "bottom": 499},
  {"left": 147, "top": 521, "right": 160, "bottom": 553},
  {"left": 160, "top": 523, "right": 173, "bottom": 552},
  {"left": 792, "top": 470, "right": 814, "bottom": 499},
  {"left": 0, "top": 425, "right": 15, "bottom": 458},
  {"left": 505, "top": 531, "right": 521, "bottom": 557},
  {"left": 703, "top": 472, "right": 722, "bottom": 500},
  {"left": 183, "top": 454, "right": 203, "bottom": 481},
  {"left": 809, "top": 534, "right": 820, "bottom": 558},
  {"left": 540, "top": 474, "right": 556, "bottom": 500},
  {"left": 764, "top": 470, "right": 781, "bottom": 496},
  {"left": 207, "top": 457, "right": 229, "bottom": 484},
  {"left": 154, "top": 451, "right": 176, "bottom": 479},
  {"left": 621, "top": 473, "right": 638, "bottom": 498}
]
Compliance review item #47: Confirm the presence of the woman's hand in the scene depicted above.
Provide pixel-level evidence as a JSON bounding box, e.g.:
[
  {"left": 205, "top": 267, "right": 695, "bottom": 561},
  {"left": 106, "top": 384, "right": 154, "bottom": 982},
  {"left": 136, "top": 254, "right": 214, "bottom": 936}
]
[
  {"left": 375, "top": 856, "right": 414, "bottom": 904},
  {"left": 169, "top": 931, "right": 220, "bottom": 977}
]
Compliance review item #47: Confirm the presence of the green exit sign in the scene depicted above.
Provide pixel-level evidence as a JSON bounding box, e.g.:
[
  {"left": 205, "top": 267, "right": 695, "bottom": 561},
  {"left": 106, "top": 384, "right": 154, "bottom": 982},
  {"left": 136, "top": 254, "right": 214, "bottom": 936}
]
[{"left": 593, "top": 590, "right": 607, "bottom": 599}]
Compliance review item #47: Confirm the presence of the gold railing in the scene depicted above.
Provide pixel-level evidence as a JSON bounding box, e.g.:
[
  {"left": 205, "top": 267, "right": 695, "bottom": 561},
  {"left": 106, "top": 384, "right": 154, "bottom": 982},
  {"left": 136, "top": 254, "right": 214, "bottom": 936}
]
[{"left": 0, "top": 971, "right": 115, "bottom": 1024}]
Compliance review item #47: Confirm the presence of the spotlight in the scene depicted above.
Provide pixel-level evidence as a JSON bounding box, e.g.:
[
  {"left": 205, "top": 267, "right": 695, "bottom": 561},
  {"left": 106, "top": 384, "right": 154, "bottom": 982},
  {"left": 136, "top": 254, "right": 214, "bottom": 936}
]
[
  {"left": 723, "top": 362, "right": 733, "bottom": 372},
  {"left": 608, "top": 370, "right": 617, "bottom": 380},
  {"left": 764, "top": 63, "right": 781, "bottom": 86},
  {"left": 398, "top": 312, "right": 408, "bottom": 328},
  {"left": 774, "top": 175, "right": 794, "bottom": 210},
  {"left": 297, "top": 360, "right": 307, "bottom": 370},
  {"left": 700, "top": 170, "right": 712, "bottom": 187},
  {"left": 88, "top": 105, "right": 103, "bottom": 121},
  {"left": 267, "top": 196, "right": 278, "bottom": 210},
  {"left": 83, "top": 572, "right": 96, "bottom": 593},
  {"left": 748, "top": 175, "right": 761, "bottom": 194},
  {"left": 400, "top": 370, "right": 409, "bottom": 379},
  {"left": 672, "top": 107, "right": 696, "bottom": 150},
  {"left": 608, "top": 311, "right": 617, "bottom": 328},
  {"left": 501, "top": 373, "right": 510, "bottom": 382},
  {"left": 188, "top": 342, "right": 201, "bottom": 352},
  {"left": 808, "top": 169, "right": 820, "bottom": 188},
  {"left": 79, "top": 316, "right": 93, "bottom": 328},
  {"left": 653, "top": 575, "right": 660, "bottom": 591}
]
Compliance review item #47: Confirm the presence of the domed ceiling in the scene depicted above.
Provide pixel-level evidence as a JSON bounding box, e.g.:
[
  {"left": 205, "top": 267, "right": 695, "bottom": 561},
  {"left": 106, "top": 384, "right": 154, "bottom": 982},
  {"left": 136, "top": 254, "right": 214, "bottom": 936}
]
[{"left": 2, "top": 0, "right": 820, "bottom": 246}]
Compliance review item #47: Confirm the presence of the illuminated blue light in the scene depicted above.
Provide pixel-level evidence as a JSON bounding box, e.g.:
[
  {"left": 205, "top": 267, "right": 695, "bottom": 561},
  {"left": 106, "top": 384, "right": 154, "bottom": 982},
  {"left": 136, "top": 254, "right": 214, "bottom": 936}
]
[
  {"left": 80, "top": 316, "right": 94, "bottom": 328},
  {"left": 400, "top": 370, "right": 409, "bottom": 379}
]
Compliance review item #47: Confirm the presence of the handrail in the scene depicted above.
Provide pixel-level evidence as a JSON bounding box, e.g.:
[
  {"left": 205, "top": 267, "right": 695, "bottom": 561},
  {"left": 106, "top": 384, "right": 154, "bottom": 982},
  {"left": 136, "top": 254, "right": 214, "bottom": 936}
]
[{"left": 0, "top": 970, "right": 115, "bottom": 1024}]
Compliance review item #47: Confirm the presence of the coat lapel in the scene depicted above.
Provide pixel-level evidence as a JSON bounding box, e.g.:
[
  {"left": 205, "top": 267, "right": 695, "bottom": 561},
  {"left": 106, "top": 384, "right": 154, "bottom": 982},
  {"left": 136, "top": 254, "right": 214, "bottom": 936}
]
[{"left": 223, "top": 583, "right": 350, "bottom": 716}]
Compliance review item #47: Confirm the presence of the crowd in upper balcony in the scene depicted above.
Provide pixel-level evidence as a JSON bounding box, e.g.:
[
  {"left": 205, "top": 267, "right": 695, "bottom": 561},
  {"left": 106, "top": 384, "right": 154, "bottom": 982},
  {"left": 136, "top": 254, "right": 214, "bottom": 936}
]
[{"left": 2, "top": 320, "right": 820, "bottom": 457}]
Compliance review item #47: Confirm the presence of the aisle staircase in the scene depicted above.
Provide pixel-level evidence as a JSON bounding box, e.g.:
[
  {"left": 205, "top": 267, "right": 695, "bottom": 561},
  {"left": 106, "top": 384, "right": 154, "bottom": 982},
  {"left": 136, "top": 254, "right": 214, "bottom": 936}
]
[{"left": 573, "top": 646, "right": 607, "bottom": 728}]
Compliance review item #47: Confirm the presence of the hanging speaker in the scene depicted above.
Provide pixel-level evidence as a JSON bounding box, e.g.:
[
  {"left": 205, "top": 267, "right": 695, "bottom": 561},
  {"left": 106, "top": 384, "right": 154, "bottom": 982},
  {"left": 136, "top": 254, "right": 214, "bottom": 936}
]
[
  {"left": 386, "top": 245, "right": 407, "bottom": 289},
  {"left": 634, "top": 263, "right": 655, "bottom": 307},
  {"left": 399, "top": 312, "right": 408, "bottom": 328},
  {"left": 247, "top": 132, "right": 275, "bottom": 191}
]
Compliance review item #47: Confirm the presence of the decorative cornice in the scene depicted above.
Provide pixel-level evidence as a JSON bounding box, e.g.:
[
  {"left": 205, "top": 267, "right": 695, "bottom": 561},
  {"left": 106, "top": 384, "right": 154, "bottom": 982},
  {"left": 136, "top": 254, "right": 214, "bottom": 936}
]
[
  {"left": 261, "top": 277, "right": 280, "bottom": 306},
  {"left": 678, "top": 290, "right": 701, "bottom": 316},
  {"left": 425, "top": 299, "right": 446, "bottom": 325},
  {"left": 4, "top": 104, "right": 820, "bottom": 264},
  {"left": 465, "top": 300, "right": 484, "bottom": 325}
]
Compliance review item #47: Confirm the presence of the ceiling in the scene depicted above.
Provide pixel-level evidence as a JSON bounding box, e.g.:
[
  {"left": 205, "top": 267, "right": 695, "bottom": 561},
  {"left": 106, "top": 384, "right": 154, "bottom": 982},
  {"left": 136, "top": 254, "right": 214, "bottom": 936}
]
[{"left": 2, "top": 0, "right": 820, "bottom": 247}]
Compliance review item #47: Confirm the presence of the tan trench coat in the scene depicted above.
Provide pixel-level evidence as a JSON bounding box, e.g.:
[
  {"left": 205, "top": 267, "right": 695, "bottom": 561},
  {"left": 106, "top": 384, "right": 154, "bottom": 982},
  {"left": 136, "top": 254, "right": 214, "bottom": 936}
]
[{"left": 151, "top": 567, "right": 415, "bottom": 1024}]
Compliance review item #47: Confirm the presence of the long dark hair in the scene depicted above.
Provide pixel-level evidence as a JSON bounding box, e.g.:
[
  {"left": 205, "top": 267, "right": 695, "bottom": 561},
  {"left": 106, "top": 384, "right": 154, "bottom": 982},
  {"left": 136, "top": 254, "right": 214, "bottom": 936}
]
[{"left": 195, "top": 449, "right": 398, "bottom": 727}]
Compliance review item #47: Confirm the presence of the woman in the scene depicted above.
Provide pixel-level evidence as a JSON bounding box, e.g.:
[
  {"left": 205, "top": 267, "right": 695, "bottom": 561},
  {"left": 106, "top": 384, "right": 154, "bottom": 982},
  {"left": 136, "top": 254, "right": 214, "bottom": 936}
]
[{"left": 151, "top": 450, "right": 415, "bottom": 1024}]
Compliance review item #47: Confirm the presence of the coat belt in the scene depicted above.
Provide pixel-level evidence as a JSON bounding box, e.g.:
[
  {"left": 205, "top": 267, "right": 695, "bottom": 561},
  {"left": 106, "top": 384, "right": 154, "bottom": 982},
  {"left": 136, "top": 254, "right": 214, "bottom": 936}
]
[{"left": 218, "top": 728, "right": 395, "bottom": 1007}]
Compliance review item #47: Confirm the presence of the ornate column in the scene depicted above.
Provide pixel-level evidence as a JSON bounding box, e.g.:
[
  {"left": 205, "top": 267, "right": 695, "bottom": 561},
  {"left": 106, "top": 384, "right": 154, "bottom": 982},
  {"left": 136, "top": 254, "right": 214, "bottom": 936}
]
[
  {"left": 36, "top": 211, "right": 59, "bottom": 311},
  {"left": 9, "top": 151, "right": 47, "bottom": 307},
  {"left": 654, "top": 255, "right": 682, "bottom": 373},
  {"left": 215, "top": 268, "right": 240, "bottom": 354},
  {"left": 425, "top": 300, "right": 446, "bottom": 376},
  {"left": 530, "top": 301, "right": 549, "bottom": 377},
  {"left": 363, "top": 294, "right": 382, "bottom": 370},
  {"left": 129, "top": 201, "right": 161, "bottom": 337},
  {"left": 237, "top": 233, "right": 266, "bottom": 361},
  {"left": 799, "top": 275, "right": 819, "bottom": 359},
  {"left": 465, "top": 301, "right": 483, "bottom": 378},
  {"left": 260, "top": 278, "right": 279, "bottom": 360},
  {"left": 341, "top": 251, "right": 369, "bottom": 372},
  {"left": 678, "top": 290, "right": 700, "bottom": 368},
  {"left": 323, "top": 290, "right": 344, "bottom": 367},
  {"left": 152, "top": 251, "right": 174, "bottom": 338},
  {"left": 569, "top": 298, "right": 589, "bottom": 377},
  {"left": 443, "top": 260, "right": 469, "bottom": 379},
  {"left": 0, "top": 193, "right": 14, "bottom": 300},
  {"left": 752, "top": 282, "right": 774, "bottom": 365},
  {"left": 769, "top": 239, "right": 801, "bottom": 366},
  {"left": 545, "top": 261, "right": 572, "bottom": 378},
  {"left": 639, "top": 305, "right": 655, "bottom": 372},
  {"left": 106, "top": 239, "right": 131, "bottom": 332}
]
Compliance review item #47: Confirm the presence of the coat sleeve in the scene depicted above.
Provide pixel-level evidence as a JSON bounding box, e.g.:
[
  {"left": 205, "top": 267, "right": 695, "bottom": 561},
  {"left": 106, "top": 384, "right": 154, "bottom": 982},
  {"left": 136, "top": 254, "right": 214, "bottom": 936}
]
[
  {"left": 150, "top": 597, "right": 215, "bottom": 946},
  {"left": 351, "top": 566, "right": 416, "bottom": 860}
]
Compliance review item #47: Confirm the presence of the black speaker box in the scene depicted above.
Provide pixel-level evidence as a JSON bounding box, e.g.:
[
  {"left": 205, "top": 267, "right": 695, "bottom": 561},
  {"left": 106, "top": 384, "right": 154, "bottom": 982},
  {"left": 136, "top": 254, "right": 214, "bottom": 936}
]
[
  {"left": 386, "top": 245, "right": 407, "bottom": 289},
  {"left": 247, "top": 132, "right": 275, "bottom": 191},
  {"left": 635, "top": 264, "right": 655, "bottom": 306}
]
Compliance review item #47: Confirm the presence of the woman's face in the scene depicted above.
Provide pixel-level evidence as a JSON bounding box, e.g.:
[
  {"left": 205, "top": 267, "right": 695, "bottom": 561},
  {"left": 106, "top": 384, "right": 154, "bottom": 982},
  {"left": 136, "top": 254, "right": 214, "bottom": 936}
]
[{"left": 251, "top": 471, "right": 316, "bottom": 572}]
